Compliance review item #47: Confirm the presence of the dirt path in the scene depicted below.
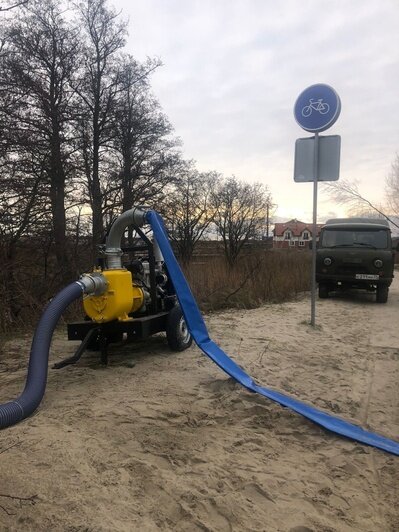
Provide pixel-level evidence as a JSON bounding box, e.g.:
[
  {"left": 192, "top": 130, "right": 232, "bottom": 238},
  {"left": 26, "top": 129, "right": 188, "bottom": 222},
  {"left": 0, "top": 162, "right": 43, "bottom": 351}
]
[{"left": 0, "top": 276, "right": 398, "bottom": 531}]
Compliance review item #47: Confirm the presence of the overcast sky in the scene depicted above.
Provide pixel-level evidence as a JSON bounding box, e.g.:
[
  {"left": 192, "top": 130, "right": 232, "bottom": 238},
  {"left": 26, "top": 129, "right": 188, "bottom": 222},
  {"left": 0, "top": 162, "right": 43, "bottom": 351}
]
[{"left": 112, "top": 0, "right": 399, "bottom": 223}]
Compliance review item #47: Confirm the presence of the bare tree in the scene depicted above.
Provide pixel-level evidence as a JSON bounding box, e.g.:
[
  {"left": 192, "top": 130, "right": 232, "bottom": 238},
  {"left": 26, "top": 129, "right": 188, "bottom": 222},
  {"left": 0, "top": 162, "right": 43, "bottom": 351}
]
[
  {"left": 386, "top": 154, "right": 399, "bottom": 218},
  {"left": 323, "top": 178, "right": 399, "bottom": 229},
  {"left": 107, "top": 55, "right": 181, "bottom": 221},
  {"left": 1, "top": 0, "right": 79, "bottom": 281},
  {"left": 75, "top": 0, "right": 127, "bottom": 250},
  {"left": 163, "top": 163, "right": 218, "bottom": 265},
  {"left": 212, "top": 176, "right": 272, "bottom": 266},
  {"left": 0, "top": 0, "right": 28, "bottom": 11},
  {"left": 0, "top": 149, "right": 51, "bottom": 324}
]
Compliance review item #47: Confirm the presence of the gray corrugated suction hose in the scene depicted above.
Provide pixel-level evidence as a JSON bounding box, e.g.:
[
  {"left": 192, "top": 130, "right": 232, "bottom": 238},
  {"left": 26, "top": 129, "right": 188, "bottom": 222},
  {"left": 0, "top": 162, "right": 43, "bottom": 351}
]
[{"left": 0, "top": 279, "right": 100, "bottom": 429}]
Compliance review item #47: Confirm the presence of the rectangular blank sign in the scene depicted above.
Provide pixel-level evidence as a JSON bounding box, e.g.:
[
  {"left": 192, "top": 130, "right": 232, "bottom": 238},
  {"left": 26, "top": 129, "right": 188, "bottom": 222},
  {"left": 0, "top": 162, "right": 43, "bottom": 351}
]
[{"left": 294, "top": 135, "right": 341, "bottom": 182}]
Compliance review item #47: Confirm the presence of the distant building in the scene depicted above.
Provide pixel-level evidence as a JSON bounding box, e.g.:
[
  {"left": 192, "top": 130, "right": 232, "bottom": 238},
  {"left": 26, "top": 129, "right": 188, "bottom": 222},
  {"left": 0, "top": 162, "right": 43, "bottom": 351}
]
[{"left": 273, "top": 219, "right": 323, "bottom": 249}]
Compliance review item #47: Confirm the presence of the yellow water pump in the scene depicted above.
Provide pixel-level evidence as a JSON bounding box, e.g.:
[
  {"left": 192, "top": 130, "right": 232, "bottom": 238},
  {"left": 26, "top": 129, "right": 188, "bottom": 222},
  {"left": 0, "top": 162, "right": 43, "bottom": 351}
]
[{"left": 83, "top": 269, "right": 144, "bottom": 323}]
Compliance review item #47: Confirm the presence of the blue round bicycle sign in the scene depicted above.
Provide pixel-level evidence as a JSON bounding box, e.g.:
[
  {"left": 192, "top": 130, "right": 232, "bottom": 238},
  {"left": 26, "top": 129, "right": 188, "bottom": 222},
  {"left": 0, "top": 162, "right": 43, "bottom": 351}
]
[{"left": 294, "top": 84, "right": 341, "bottom": 132}]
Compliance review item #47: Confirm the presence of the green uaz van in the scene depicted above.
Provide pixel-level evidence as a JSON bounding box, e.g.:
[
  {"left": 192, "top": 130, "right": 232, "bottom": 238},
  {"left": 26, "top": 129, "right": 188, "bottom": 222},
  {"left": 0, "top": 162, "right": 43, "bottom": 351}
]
[{"left": 316, "top": 218, "right": 396, "bottom": 303}]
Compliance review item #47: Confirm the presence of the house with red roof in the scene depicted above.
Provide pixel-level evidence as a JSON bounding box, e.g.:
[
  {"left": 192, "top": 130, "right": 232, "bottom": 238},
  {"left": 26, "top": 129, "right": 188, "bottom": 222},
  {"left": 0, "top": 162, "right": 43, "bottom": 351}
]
[{"left": 273, "top": 219, "right": 323, "bottom": 249}]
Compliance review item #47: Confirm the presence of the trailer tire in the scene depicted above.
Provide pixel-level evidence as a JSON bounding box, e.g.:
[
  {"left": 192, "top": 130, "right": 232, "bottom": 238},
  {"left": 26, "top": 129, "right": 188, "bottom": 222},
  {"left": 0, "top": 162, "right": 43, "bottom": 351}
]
[{"left": 166, "top": 305, "right": 192, "bottom": 351}]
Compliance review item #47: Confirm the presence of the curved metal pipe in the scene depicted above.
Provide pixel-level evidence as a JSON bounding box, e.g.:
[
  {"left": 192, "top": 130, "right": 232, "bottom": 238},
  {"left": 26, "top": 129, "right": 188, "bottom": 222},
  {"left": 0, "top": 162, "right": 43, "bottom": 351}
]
[{"left": 105, "top": 207, "right": 148, "bottom": 269}]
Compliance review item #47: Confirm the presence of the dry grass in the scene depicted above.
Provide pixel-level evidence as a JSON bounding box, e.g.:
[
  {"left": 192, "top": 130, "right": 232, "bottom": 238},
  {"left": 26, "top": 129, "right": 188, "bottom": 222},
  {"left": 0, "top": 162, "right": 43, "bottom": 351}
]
[
  {"left": 0, "top": 240, "right": 88, "bottom": 333},
  {"left": 183, "top": 250, "right": 311, "bottom": 311},
  {"left": 0, "top": 244, "right": 311, "bottom": 334}
]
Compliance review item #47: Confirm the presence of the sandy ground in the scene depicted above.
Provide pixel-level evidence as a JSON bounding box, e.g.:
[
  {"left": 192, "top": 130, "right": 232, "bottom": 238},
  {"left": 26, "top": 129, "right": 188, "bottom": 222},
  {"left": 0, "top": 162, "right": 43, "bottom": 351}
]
[{"left": 0, "top": 275, "right": 398, "bottom": 532}]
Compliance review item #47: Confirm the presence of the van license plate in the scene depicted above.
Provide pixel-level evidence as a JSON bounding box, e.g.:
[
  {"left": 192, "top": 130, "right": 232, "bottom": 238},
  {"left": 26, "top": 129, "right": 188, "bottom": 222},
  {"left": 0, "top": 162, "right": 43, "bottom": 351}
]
[{"left": 355, "top": 274, "right": 379, "bottom": 280}]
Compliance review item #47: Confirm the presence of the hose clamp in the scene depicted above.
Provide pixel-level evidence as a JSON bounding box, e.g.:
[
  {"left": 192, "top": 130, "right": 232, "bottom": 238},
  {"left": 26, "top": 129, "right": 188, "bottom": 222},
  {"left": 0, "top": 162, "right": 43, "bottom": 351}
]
[
  {"left": 132, "top": 206, "right": 150, "bottom": 227},
  {"left": 78, "top": 272, "right": 108, "bottom": 296}
]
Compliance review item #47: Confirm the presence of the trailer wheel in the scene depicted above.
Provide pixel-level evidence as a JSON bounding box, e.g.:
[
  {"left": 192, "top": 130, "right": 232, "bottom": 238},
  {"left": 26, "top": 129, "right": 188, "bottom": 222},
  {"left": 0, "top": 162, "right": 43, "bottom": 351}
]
[
  {"left": 376, "top": 285, "right": 388, "bottom": 303},
  {"left": 166, "top": 305, "right": 192, "bottom": 351}
]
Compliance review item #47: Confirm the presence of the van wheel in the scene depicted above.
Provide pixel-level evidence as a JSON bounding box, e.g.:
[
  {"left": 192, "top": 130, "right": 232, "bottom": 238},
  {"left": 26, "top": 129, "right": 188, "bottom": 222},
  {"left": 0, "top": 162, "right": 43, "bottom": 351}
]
[
  {"left": 318, "top": 283, "right": 329, "bottom": 299},
  {"left": 376, "top": 286, "right": 388, "bottom": 303},
  {"left": 166, "top": 305, "right": 192, "bottom": 351}
]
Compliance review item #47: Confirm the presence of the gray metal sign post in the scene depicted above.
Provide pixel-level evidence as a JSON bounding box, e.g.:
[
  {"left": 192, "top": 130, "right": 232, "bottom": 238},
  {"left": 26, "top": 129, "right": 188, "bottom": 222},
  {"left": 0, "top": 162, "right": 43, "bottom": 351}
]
[
  {"left": 293, "top": 84, "right": 341, "bottom": 326},
  {"left": 310, "top": 132, "right": 319, "bottom": 326}
]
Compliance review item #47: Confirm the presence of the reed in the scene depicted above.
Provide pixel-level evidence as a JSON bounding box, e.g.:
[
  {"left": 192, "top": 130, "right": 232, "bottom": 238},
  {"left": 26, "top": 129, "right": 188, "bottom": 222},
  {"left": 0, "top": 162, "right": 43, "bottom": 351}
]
[
  {"left": 0, "top": 244, "right": 311, "bottom": 333},
  {"left": 183, "top": 250, "right": 311, "bottom": 311}
]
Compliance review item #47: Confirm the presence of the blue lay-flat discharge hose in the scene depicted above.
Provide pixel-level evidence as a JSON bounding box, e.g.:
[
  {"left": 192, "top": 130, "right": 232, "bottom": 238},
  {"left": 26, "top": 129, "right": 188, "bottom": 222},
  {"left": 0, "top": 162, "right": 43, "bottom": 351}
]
[
  {"left": 0, "top": 282, "right": 84, "bottom": 429},
  {"left": 147, "top": 210, "right": 399, "bottom": 456}
]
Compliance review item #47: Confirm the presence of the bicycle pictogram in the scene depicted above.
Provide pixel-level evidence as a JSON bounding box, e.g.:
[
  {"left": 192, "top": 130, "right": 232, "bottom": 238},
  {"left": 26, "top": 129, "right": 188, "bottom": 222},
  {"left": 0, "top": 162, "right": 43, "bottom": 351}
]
[{"left": 301, "top": 98, "right": 330, "bottom": 117}]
